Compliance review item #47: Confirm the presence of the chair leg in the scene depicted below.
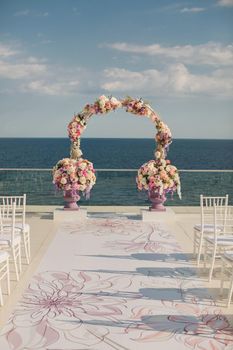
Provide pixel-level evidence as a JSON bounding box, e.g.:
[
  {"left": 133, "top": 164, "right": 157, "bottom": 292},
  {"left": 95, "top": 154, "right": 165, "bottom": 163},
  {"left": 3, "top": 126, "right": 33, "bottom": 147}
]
[
  {"left": 220, "top": 259, "right": 224, "bottom": 296},
  {"left": 204, "top": 240, "right": 207, "bottom": 270},
  {"left": 0, "top": 285, "right": 3, "bottom": 306},
  {"left": 6, "top": 258, "right": 10, "bottom": 295},
  {"left": 23, "top": 233, "right": 30, "bottom": 265},
  {"left": 227, "top": 271, "right": 233, "bottom": 308},
  {"left": 193, "top": 230, "right": 197, "bottom": 257},
  {"left": 12, "top": 247, "right": 19, "bottom": 281},
  {"left": 197, "top": 234, "right": 203, "bottom": 267},
  {"left": 18, "top": 244, "right": 22, "bottom": 273},
  {"left": 208, "top": 245, "right": 217, "bottom": 282},
  {"left": 27, "top": 228, "right": 31, "bottom": 259}
]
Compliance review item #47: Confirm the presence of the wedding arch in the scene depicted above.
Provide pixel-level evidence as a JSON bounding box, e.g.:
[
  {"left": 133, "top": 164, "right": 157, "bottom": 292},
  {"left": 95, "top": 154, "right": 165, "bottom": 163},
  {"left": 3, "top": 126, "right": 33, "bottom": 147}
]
[
  {"left": 53, "top": 95, "right": 181, "bottom": 209},
  {"left": 68, "top": 95, "right": 171, "bottom": 161}
]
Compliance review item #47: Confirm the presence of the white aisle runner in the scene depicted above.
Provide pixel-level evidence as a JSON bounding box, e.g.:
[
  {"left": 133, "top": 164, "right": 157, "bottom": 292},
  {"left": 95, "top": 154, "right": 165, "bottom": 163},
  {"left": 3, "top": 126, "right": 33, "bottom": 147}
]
[{"left": 0, "top": 215, "right": 233, "bottom": 350}]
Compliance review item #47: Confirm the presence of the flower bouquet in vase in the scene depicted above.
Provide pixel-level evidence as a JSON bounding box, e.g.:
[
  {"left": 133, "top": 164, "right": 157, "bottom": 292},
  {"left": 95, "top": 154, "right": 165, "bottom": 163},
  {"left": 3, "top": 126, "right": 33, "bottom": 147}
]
[
  {"left": 52, "top": 158, "right": 96, "bottom": 210},
  {"left": 136, "top": 158, "right": 181, "bottom": 211}
]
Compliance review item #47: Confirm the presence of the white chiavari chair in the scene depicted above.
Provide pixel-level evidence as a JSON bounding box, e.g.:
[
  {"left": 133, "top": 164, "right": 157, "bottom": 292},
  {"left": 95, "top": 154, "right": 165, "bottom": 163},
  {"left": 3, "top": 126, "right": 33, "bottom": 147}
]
[
  {"left": 193, "top": 194, "right": 228, "bottom": 266},
  {"left": 204, "top": 204, "right": 233, "bottom": 281},
  {"left": 0, "top": 202, "right": 21, "bottom": 281},
  {"left": 0, "top": 194, "right": 30, "bottom": 264}
]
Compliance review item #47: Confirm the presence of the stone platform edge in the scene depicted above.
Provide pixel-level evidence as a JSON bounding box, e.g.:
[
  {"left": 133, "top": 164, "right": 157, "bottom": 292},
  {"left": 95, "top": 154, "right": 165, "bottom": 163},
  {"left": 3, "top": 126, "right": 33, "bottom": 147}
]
[
  {"left": 141, "top": 207, "right": 176, "bottom": 221},
  {"left": 53, "top": 208, "right": 87, "bottom": 221}
]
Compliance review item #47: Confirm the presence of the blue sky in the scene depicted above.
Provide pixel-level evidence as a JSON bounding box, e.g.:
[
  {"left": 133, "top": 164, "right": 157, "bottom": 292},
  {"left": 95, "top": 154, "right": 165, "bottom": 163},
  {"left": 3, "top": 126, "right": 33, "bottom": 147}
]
[{"left": 0, "top": 0, "right": 233, "bottom": 138}]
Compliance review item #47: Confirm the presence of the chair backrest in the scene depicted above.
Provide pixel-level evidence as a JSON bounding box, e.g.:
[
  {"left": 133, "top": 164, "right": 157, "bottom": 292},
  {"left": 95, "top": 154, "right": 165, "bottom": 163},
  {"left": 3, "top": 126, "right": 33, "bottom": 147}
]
[
  {"left": 200, "top": 195, "right": 229, "bottom": 228},
  {"left": 213, "top": 204, "right": 233, "bottom": 241},
  {"left": 0, "top": 201, "right": 17, "bottom": 245},
  {"left": 0, "top": 194, "right": 26, "bottom": 227},
  {"left": 225, "top": 205, "right": 233, "bottom": 234}
]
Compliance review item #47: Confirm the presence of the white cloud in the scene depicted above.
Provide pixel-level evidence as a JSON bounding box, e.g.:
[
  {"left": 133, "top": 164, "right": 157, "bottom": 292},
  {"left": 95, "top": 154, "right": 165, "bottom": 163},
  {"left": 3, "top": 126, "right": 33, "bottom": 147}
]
[
  {"left": 22, "top": 80, "right": 79, "bottom": 96},
  {"left": 0, "top": 40, "right": 81, "bottom": 95},
  {"left": 217, "top": 0, "right": 233, "bottom": 6},
  {"left": 106, "top": 42, "right": 233, "bottom": 66},
  {"left": 40, "top": 39, "right": 55, "bottom": 45},
  {"left": 0, "top": 60, "right": 47, "bottom": 79},
  {"left": 180, "top": 7, "right": 205, "bottom": 13},
  {"left": 14, "top": 9, "right": 30, "bottom": 16},
  {"left": 101, "top": 65, "right": 233, "bottom": 98},
  {"left": 13, "top": 10, "right": 49, "bottom": 17},
  {"left": 0, "top": 43, "right": 18, "bottom": 57}
]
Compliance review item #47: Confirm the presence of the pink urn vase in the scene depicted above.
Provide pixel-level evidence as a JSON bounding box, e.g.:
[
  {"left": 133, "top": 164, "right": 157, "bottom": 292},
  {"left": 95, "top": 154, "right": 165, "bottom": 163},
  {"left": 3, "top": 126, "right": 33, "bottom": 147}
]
[
  {"left": 63, "top": 190, "right": 80, "bottom": 210},
  {"left": 148, "top": 190, "right": 166, "bottom": 212}
]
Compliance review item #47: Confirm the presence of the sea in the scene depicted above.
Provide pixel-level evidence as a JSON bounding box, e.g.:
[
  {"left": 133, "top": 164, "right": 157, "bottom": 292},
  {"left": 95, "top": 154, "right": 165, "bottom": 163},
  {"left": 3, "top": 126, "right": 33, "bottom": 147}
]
[{"left": 0, "top": 138, "right": 232, "bottom": 206}]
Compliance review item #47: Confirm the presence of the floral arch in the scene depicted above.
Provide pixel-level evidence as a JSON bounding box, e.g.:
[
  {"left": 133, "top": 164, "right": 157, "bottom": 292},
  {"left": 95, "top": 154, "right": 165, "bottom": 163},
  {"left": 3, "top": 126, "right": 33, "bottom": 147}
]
[{"left": 53, "top": 95, "right": 181, "bottom": 208}]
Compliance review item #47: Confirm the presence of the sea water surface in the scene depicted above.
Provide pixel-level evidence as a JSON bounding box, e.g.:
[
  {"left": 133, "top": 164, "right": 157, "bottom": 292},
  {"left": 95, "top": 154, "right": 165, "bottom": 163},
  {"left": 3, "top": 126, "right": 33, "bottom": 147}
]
[{"left": 0, "top": 138, "right": 232, "bottom": 205}]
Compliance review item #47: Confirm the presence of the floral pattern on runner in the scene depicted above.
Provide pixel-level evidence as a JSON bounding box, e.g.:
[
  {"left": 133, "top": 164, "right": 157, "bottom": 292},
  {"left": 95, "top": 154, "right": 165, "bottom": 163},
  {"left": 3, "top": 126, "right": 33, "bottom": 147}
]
[{"left": 0, "top": 217, "right": 232, "bottom": 350}]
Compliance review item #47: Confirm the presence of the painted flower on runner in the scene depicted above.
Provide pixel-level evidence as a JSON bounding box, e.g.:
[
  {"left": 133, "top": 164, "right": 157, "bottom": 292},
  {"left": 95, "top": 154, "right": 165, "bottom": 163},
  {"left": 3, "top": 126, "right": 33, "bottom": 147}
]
[
  {"left": 136, "top": 159, "right": 181, "bottom": 198},
  {"left": 52, "top": 158, "right": 96, "bottom": 194},
  {"left": 126, "top": 302, "right": 233, "bottom": 350},
  {"left": 1, "top": 271, "right": 128, "bottom": 349}
]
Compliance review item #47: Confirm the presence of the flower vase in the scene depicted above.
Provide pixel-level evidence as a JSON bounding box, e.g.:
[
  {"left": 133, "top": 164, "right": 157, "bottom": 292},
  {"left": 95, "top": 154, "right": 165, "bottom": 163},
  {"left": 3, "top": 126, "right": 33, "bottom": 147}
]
[
  {"left": 148, "top": 190, "right": 166, "bottom": 211},
  {"left": 63, "top": 190, "right": 80, "bottom": 210}
]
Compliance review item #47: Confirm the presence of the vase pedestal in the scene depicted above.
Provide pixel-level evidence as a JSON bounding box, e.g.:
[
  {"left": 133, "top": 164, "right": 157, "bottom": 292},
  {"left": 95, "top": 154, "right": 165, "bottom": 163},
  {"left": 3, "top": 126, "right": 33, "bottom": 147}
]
[
  {"left": 141, "top": 208, "right": 175, "bottom": 222},
  {"left": 53, "top": 208, "right": 87, "bottom": 222}
]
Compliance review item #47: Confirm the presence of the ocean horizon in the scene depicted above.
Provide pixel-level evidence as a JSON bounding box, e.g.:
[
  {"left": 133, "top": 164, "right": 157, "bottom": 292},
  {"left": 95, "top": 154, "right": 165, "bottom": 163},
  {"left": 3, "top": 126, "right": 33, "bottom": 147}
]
[
  {"left": 0, "top": 137, "right": 232, "bottom": 169},
  {"left": 1, "top": 138, "right": 232, "bottom": 205}
]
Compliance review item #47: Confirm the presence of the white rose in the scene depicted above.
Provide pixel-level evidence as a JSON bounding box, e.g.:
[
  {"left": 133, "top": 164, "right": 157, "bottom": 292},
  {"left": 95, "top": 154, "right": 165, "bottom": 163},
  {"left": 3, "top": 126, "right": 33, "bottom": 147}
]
[
  {"left": 141, "top": 178, "right": 147, "bottom": 185},
  {"left": 110, "top": 97, "right": 120, "bottom": 105},
  {"left": 79, "top": 163, "right": 86, "bottom": 170},
  {"left": 79, "top": 176, "right": 86, "bottom": 184},
  {"left": 169, "top": 180, "right": 174, "bottom": 187},
  {"left": 155, "top": 151, "right": 161, "bottom": 159},
  {"left": 60, "top": 178, "right": 67, "bottom": 185}
]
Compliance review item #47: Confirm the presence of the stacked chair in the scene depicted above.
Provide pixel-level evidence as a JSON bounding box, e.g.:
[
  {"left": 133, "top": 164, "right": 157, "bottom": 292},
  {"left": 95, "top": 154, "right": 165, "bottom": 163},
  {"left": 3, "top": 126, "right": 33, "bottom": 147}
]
[
  {"left": 193, "top": 195, "right": 229, "bottom": 267},
  {"left": 0, "top": 194, "right": 30, "bottom": 265},
  {"left": 0, "top": 202, "right": 19, "bottom": 305},
  {"left": 194, "top": 195, "right": 233, "bottom": 307},
  {"left": 0, "top": 194, "right": 30, "bottom": 305}
]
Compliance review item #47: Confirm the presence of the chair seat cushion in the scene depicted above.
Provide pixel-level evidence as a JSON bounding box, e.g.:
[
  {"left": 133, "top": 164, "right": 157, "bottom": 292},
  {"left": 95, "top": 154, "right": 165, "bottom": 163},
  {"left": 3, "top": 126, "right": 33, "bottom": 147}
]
[
  {"left": 194, "top": 224, "right": 223, "bottom": 233},
  {"left": 205, "top": 235, "right": 233, "bottom": 245},
  {"left": 0, "top": 234, "right": 21, "bottom": 245},
  {"left": 0, "top": 251, "right": 9, "bottom": 262},
  {"left": 15, "top": 223, "right": 30, "bottom": 232},
  {"left": 223, "top": 251, "right": 233, "bottom": 262},
  {"left": 1, "top": 223, "right": 30, "bottom": 233}
]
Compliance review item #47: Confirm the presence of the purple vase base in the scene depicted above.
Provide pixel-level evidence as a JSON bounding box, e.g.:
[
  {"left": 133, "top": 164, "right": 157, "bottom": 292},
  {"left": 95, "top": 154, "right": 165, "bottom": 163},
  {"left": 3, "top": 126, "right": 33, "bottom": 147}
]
[
  {"left": 64, "top": 203, "right": 80, "bottom": 211},
  {"left": 63, "top": 191, "right": 80, "bottom": 211},
  {"left": 149, "top": 204, "right": 166, "bottom": 212},
  {"left": 148, "top": 192, "right": 166, "bottom": 212}
]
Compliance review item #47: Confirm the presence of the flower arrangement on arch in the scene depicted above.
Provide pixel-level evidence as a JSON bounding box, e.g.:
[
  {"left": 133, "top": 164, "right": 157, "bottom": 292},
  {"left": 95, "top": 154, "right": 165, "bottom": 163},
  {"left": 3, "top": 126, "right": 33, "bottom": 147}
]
[
  {"left": 136, "top": 159, "right": 181, "bottom": 199},
  {"left": 84, "top": 95, "right": 121, "bottom": 115},
  {"left": 122, "top": 96, "right": 156, "bottom": 119},
  {"left": 52, "top": 158, "right": 96, "bottom": 195}
]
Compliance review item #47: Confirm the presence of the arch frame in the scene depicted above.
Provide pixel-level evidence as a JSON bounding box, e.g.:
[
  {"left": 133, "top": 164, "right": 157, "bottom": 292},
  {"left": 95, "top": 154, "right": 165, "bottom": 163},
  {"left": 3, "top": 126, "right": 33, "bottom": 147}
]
[{"left": 53, "top": 95, "right": 181, "bottom": 201}]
